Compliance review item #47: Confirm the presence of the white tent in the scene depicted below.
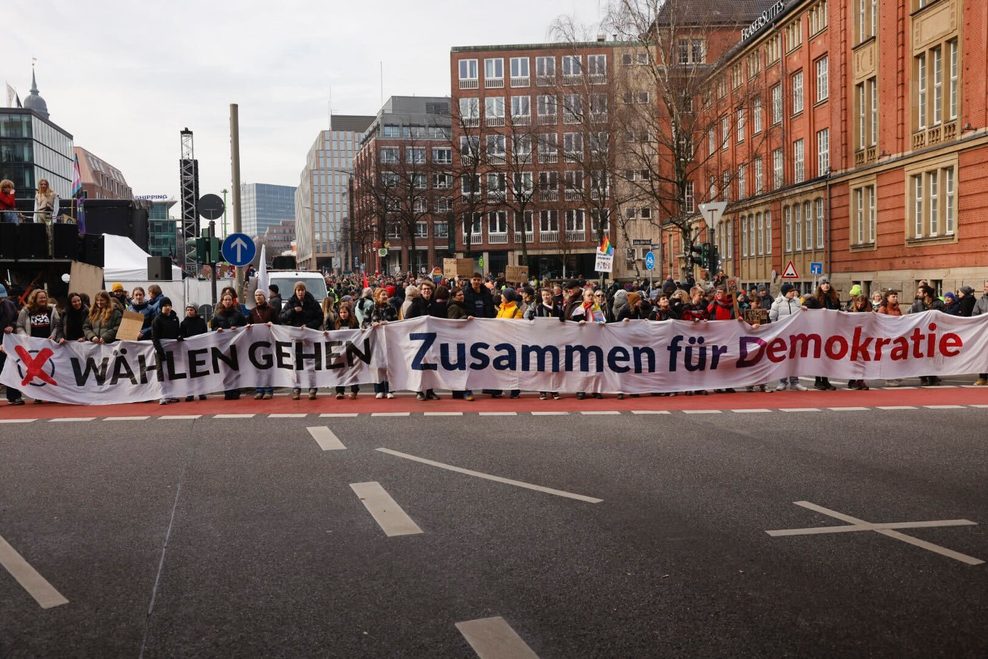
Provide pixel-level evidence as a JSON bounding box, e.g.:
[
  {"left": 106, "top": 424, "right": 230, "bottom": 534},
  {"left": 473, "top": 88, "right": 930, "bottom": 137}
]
[{"left": 102, "top": 234, "right": 183, "bottom": 281}]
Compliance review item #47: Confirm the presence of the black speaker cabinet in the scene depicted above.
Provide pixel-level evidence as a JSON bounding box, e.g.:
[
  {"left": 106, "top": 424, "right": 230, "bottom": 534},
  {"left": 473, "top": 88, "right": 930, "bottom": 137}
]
[
  {"left": 0, "top": 223, "right": 16, "bottom": 259},
  {"left": 17, "top": 223, "right": 47, "bottom": 259},
  {"left": 147, "top": 256, "right": 172, "bottom": 281},
  {"left": 81, "top": 234, "right": 104, "bottom": 268},
  {"left": 52, "top": 223, "right": 80, "bottom": 259}
]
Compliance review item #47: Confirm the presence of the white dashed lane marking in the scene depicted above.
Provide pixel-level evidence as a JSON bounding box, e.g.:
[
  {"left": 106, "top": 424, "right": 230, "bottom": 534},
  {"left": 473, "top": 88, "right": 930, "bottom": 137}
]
[{"left": 307, "top": 426, "right": 346, "bottom": 451}]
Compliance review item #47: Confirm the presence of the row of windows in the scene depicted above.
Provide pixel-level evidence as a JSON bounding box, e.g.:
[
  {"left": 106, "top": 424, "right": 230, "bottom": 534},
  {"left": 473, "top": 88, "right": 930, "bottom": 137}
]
[
  {"left": 784, "top": 199, "right": 826, "bottom": 252},
  {"left": 458, "top": 94, "right": 608, "bottom": 125},
  {"left": 708, "top": 129, "right": 829, "bottom": 202},
  {"left": 380, "top": 125, "right": 450, "bottom": 140},
  {"left": 739, "top": 211, "right": 773, "bottom": 258},
  {"left": 457, "top": 54, "right": 607, "bottom": 87}
]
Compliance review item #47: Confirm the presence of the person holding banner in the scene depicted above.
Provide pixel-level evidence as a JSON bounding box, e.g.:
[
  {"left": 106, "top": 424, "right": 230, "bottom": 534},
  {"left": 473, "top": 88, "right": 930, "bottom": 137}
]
[
  {"left": 151, "top": 298, "right": 182, "bottom": 405},
  {"left": 210, "top": 293, "right": 247, "bottom": 400},
  {"left": 83, "top": 291, "right": 122, "bottom": 345},
  {"left": 332, "top": 303, "right": 361, "bottom": 400},
  {"left": 803, "top": 279, "right": 841, "bottom": 391},
  {"left": 249, "top": 290, "right": 279, "bottom": 400},
  {"left": 0, "top": 283, "right": 25, "bottom": 406},
  {"left": 769, "top": 283, "right": 806, "bottom": 391},
  {"left": 406, "top": 280, "right": 445, "bottom": 401},
  {"left": 368, "top": 287, "right": 397, "bottom": 399},
  {"left": 51, "top": 293, "right": 89, "bottom": 344},
  {"left": 181, "top": 304, "right": 209, "bottom": 402}
]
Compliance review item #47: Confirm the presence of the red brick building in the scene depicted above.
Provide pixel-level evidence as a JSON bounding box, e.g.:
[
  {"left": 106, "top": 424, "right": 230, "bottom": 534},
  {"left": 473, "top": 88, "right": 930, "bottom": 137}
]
[{"left": 696, "top": 0, "right": 988, "bottom": 296}]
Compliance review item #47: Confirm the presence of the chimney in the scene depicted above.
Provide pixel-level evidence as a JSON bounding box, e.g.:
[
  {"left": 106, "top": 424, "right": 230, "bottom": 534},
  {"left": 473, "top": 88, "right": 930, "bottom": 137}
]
[{"left": 597, "top": 33, "right": 606, "bottom": 42}]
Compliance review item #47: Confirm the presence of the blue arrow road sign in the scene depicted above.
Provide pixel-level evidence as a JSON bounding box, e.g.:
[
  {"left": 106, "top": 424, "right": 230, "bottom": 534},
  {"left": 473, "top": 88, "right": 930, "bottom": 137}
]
[
  {"left": 222, "top": 233, "right": 256, "bottom": 266},
  {"left": 810, "top": 261, "right": 823, "bottom": 275},
  {"left": 644, "top": 251, "right": 656, "bottom": 271}
]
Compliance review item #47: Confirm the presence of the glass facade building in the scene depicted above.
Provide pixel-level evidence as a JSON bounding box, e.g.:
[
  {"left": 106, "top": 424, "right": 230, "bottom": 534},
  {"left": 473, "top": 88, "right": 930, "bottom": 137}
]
[
  {"left": 145, "top": 199, "right": 179, "bottom": 259},
  {"left": 0, "top": 109, "right": 74, "bottom": 200},
  {"left": 296, "top": 115, "right": 374, "bottom": 272},
  {"left": 240, "top": 183, "right": 296, "bottom": 240}
]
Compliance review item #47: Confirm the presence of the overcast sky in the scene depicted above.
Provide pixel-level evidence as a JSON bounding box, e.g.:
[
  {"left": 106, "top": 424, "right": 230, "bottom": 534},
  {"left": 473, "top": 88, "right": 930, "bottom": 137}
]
[{"left": 3, "top": 0, "right": 605, "bottom": 213}]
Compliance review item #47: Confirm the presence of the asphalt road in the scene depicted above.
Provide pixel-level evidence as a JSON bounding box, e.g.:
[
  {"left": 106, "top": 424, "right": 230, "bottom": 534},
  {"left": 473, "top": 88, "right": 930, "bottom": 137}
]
[{"left": 1, "top": 403, "right": 987, "bottom": 657}]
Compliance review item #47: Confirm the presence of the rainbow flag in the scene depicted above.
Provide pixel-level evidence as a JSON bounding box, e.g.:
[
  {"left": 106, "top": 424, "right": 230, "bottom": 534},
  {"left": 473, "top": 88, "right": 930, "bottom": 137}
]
[{"left": 599, "top": 235, "right": 613, "bottom": 255}]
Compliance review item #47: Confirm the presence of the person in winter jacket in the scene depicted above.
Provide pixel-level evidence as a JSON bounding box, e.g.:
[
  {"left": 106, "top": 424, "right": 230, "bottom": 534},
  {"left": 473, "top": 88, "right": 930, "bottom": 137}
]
[
  {"left": 180, "top": 304, "right": 209, "bottom": 401},
  {"left": 368, "top": 288, "right": 398, "bottom": 399},
  {"left": 151, "top": 297, "right": 182, "bottom": 405},
  {"left": 845, "top": 295, "right": 873, "bottom": 390},
  {"left": 647, "top": 294, "right": 678, "bottom": 321},
  {"left": 616, "top": 292, "right": 647, "bottom": 321},
  {"left": 248, "top": 290, "right": 279, "bottom": 399},
  {"left": 909, "top": 284, "right": 945, "bottom": 386},
  {"left": 354, "top": 287, "right": 376, "bottom": 326},
  {"left": 446, "top": 287, "right": 470, "bottom": 320},
  {"left": 333, "top": 303, "right": 361, "bottom": 400},
  {"left": 51, "top": 293, "right": 89, "bottom": 343},
  {"left": 127, "top": 287, "right": 156, "bottom": 340},
  {"left": 280, "top": 282, "right": 322, "bottom": 330},
  {"left": 267, "top": 285, "right": 283, "bottom": 315},
  {"left": 211, "top": 292, "right": 247, "bottom": 400},
  {"left": 769, "top": 283, "right": 806, "bottom": 391},
  {"left": 972, "top": 282, "right": 988, "bottom": 385},
  {"left": 84, "top": 291, "right": 122, "bottom": 344},
  {"left": 0, "top": 179, "right": 21, "bottom": 223},
  {"left": 956, "top": 286, "right": 977, "bottom": 317},
  {"left": 0, "top": 283, "right": 25, "bottom": 405},
  {"left": 399, "top": 285, "right": 420, "bottom": 320},
  {"left": 463, "top": 273, "right": 495, "bottom": 318},
  {"left": 803, "top": 278, "right": 841, "bottom": 390},
  {"left": 406, "top": 280, "right": 444, "bottom": 401},
  {"left": 16, "top": 289, "right": 54, "bottom": 340},
  {"left": 706, "top": 288, "right": 736, "bottom": 321}
]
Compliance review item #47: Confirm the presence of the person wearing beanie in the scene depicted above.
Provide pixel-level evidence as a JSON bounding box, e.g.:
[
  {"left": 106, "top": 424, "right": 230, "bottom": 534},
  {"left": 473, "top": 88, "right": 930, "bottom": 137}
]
[
  {"left": 617, "top": 291, "right": 647, "bottom": 321},
  {"left": 770, "top": 282, "right": 805, "bottom": 391},
  {"left": 399, "top": 285, "right": 420, "bottom": 320},
  {"left": 267, "top": 284, "right": 283, "bottom": 314},
  {"left": 957, "top": 285, "right": 977, "bottom": 317},
  {"left": 973, "top": 281, "right": 988, "bottom": 385},
  {"left": 151, "top": 297, "right": 182, "bottom": 405},
  {"left": 848, "top": 283, "right": 862, "bottom": 298},
  {"left": 943, "top": 291, "right": 961, "bottom": 315}
]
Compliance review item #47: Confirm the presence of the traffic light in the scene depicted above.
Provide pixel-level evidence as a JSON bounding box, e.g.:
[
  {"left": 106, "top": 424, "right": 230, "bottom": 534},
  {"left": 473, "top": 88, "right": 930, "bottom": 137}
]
[
  {"left": 708, "top": 243, "right": 720, "bottom": 274},
  {"left": 196, "top": 232, "right": 221, "bottom": 263},
  {"left": 690, "top": 243, "right": 704, "bottom": 269}
]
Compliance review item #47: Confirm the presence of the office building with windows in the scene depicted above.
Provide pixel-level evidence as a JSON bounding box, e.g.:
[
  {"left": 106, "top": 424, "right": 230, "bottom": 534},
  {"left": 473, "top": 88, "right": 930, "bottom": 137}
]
[
  {"left": 0, "top": 69, "right": 73, "bottom": 200},
  {"left": 240, "top": 183, "right": 296, "bottom": 241},
  {"left": 351, "top": 98, "right": 452, "bottom": 275},
  {"left": 145, "top": 199, "right": 179, "bottom": 259},
  {"left": 296, "top": 115, "right": 374, "bottom": 272},
  {"left": 74, "top": 146, "right": 133, "bottom": 200}
]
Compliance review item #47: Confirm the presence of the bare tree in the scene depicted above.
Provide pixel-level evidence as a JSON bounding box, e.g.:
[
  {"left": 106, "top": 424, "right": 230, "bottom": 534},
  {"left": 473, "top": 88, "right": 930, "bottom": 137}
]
[
  {"left": 599, "top": 0, "right": 771, "bottom": 280},
  {"left": 449, "top": 104, "right": 491, "bottom": 257}
]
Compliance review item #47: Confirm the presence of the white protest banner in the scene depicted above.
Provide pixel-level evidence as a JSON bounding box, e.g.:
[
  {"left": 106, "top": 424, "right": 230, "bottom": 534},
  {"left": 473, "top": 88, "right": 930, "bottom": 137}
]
[
  {"left": 4, "top": 312, "right": 988, "bottom": 404},
  {"left": 1, "top": 324, "right": 385, "bottom": 405},
  {"left": 382, "top": 312, "right": 988, "bottom": 395},
  {"left": 594, "top": 251, "right": 613, "bottom": 273}
]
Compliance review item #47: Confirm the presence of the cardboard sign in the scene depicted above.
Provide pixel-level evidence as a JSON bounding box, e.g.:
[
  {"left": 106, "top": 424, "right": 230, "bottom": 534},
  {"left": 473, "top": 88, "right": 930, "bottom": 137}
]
[
  {"left": 68, "top": 261, "right": 104, "bottom": 303},
  {"left": 505, "top": 265, "right": 529, "bottom": 284},
  {"left": 594, "top": 252, "right": 614, "bottom": 273},
  {"left": 743, "top": 308, "right": 769, "bottom": 325},
  {"left": 116, "top": 310, "right": 145, "bottom": 342},
  {"left": 443, "top": 258, "right": 475, "bottom": 279}
]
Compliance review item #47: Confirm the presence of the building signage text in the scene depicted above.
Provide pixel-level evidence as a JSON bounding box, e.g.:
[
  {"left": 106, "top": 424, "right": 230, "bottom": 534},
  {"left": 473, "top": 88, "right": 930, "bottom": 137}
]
[{"left": 741, "top": 1, "right": 787, "bottom": 42}]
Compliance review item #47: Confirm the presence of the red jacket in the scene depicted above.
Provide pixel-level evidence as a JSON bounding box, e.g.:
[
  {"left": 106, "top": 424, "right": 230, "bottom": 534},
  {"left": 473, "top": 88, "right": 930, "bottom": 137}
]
[
  {"left": 0, "top": 189, "right": 16, "bottom": 211},
  {"left": 706, "top": 299, "right": 736, "bottom": 321}
]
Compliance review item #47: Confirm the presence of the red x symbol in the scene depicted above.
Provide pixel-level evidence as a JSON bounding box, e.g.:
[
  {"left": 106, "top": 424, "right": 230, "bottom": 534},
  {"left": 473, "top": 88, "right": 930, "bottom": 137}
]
[{"left": 15, "top": 345, "right": 57, "bottom": 387}]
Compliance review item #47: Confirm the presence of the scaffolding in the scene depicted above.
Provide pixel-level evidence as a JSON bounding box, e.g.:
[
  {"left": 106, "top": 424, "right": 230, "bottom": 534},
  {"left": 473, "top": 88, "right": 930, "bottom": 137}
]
[{"left": 179, "top": 128, "right": 200, "bottom": 276}]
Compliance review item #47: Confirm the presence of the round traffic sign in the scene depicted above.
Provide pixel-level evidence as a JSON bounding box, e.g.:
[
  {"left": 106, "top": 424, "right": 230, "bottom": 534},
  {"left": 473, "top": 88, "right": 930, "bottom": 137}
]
[
  {"left": 644, "top": 251, "right": 656, "bottom": 271},
  {"left": 377, "top": 248, "right": 388, "bottom": 257},
  {"left": 221, "top": 232, "right": 256, "bottom": 267},
  {"left": 198, "top": 194, "right": 225, "bottom": 220}
]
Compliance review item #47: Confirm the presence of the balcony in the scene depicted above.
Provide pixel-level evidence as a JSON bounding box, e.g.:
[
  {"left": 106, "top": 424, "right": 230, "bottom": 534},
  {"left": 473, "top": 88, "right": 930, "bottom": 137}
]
[
  {"left": 564, "top": 190, "right": 582, "bottom": 202},
  {"left": 488, "top": 232, "right": 508, "bottom": 244},
  {"left": 536, "top": 75, "right": 556, "bottom": 86},
  {"left": 510, "top": 76, "right": 530, "bottom": 87},
  {"left": 591, "top": 112, "right": 608, "bottom": 123},
  {"left": 589, "top": 74, "right": 607, "bottom": 85},
  {"left": 459, "top": 79, "right": 479, "bottom": 89},
  {"left": 539, "top": 230, "right": 559, "bottom": 242},
  {"left": 538, "top": 114, "right": 557, "bottom": 125},
  {"left": 488, "top": 153, "right": 506, "bottom": 165},
  {"left": 463, "top": 117, "right": 479, "bottom": 128},
  {"left": 540, "top": 153, "right": 559, "bottom": 164},
  {"left": 565, "top": 229, "right": 586, "bottom": 242},
  {"left": 562, "top": 74, "right": 581, "bottom": 86},
  {"left": 912, "top": 121, "right": 958, "bottom": 151},
  {"left": 511, "top": 115, "right": 531, "bottom": 126},
  {"left": 539, "top": 190, "right": 559, "bottom": 202},
  {"left": 514, "top": 231, "right": 535, "bottom": 242},
  {"left": 484, "top": 78, "right": 505, "bottom": 89},
  {"left": 486, "top": 116, "right": 505, "bottom": 127}
]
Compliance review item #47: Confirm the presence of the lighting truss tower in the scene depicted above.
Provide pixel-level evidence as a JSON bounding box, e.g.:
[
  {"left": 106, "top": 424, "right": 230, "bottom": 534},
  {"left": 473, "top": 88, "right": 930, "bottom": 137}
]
[{"left": 179, "top": 128, "right": 200, "bottom": 276}]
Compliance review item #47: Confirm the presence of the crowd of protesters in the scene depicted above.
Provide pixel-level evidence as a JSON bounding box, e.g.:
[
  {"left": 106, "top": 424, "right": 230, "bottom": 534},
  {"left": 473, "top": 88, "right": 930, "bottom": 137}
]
[{"left": 2, "top": 272, "right": 987, "bottom": 406}]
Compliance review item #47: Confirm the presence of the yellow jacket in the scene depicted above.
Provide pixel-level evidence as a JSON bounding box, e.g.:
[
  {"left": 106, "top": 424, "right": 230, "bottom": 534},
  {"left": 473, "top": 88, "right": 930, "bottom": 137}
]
[{"left": 496, "top": 302, "right": 523, "bottom": 319}]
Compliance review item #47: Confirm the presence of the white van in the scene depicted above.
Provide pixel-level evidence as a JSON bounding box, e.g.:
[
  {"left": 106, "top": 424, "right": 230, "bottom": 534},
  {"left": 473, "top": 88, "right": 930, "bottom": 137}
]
[{"left": 249, "top": 271, "right": 329, "bottom": 307}]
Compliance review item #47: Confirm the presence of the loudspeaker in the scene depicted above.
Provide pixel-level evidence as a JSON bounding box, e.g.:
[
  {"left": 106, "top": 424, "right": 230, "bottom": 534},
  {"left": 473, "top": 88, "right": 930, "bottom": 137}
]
[
  {"left": 52, "top": 223, "right": 80, "bottom": 259},
  {"left": 80, "top": 234, "right": 104, "bottom": 268},
  {"left": 17, "top": 223, "right": 47, "bottom": 259},
  {"left": 0, "top": 223, "right": 16, "bottom": 259},
  {"left": 147, "top": 256, "right": 172, "bottom": 281}
]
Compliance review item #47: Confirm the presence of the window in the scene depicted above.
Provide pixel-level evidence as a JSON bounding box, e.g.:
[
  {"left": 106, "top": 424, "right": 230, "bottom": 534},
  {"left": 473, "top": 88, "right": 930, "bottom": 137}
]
[
  {"left": 793, "top": 140, "right": 805, "bottom": 184},
  {"left": 784, "top": 205, "right": 792, "bottom": 251},
  {"left": 766, "top": 34, "right": 782, "bottom": 63},
  {"left": 562, "top": 55, "right": 582, "bottom": 79},
  {"left": 414, "top": 220, "right": 428, "bottom": 237},
  {"left": 794, "top": 202, "right": 803, "bottom": 250},
  {"left": 564, "top": 171, "right": 584, "bottom": 200},
  {"left": 432, "top": 173, "right": 452, "bottom": 189},
  {"left": 708, "top": 127, "right": 716, "bottom": 155},
  {"left": 511, "top": 95, "right": 531, "bottom": 123},
  {"left": 741, "top": 216, "right": 748, "bottom": 257},
  {"left": 460, "top": 135, "right": 480, "bottom": 160},
  {"left": 565, "top": 209, "right": 586, "bottom": 236},
  {"left": 803, "top": 200, "right": 813, "bottom": 249},
  {"left": 752, "top": 96, "right": 763, "bottom": 134},
  {"left": 792, "top": 70, "right": 804, "bottom": 115},
  {"left": 932, "top": 46, "right": 943, "bottom": 126},
  {"left": 677, "top": 39, "right": 705, "bottom": 64},
  {"left": 487, "top": 173, "right": 506, "bottom": 200},
  {"left": 563, "top": 94, "right": 583, "bottom": 123},
  {"left": 817, "top": 129, "right": 829, "bottom": 175},
  {"left": 815, "top": 57, "right": 828, "bottom": 102},
  {"left": 721, "top": 116, "right": 729, "bottom": 150},
  {"left": 855, "top": 0, "right": 877, "bottom": 43},
  {"left": 949, "top": 39, "right": 959, "bottom": 120},
  {"left": 765, "top": 210, "right": 772, "bottom": 253},
  {"left": 754, "top": 157, "right": 764, "bottom": 194},
  {"left": 750, "top": 215, "right": 757, "bottom": 256},
  {"left": 485, "top": 97, "right": 505, "bottom": 126},
  {"left": 587, "top": 54, "right": 607, "bottom": 81},
  {"left": 773, "top": 148, "right": 784, "bottom": 190},
  {"left": 513, "top": 135, "right": 532, "bottom": 161},
  {"left": 737, "top": 108, "right": 745, "bottom": 143},
  {"left": 433, "top": 147, "right": 452, "bottom": 164},
  {"left": 852, "top": 185, "right": 876, "bottom": 245},
  {"left": 722, "top": 170, "right": 731, "bottom": 202},
  {"left": 510, "top": 57, "right": 530, "bottom": 85},
  {"left": 459, "top": 98, "right": 480, "bottom": 127},
  {"left": 486, "top": 135, "right": 506, "bottom": 162},
  {"left": 538, "top": 134, "right": 558, "bottom": 163},
  {"left": 684, "top": 181, "right": 695, "bottom": 213},
  {"left": 535, "top": 57, "right": 556, "bottom": 86},
  {"left": 380, "top": 147, "right": 399, "bottom": 164},
  {"left": 916, "top": 53, "right": 927, "bottom": 130},
  {"left": 785, "top": 20, "right": 802, "bottom": 52},
  {"left": 915, "top": 39, "right": 959, "bottom": 137},
  {"left": 737, "top": 164, "right": 747, "bottom": 199},
  {"left": 869, "top": 78, "right": 878, "bottom": 147},
  {"left": 488, "top": 211, "right": 508, "bottom": 235},
  {"left": 809, "top": 0, "right": 828, "bottom": 35},
  {"left": 757, "top": 212, "right": 764, "bottom": 255},
  {"left": 909, "top": 163, "right": 956, "bottom": 239},
  {"left": 458, "top": 59, "right": 478, "bottom": 87},
  {"left": 434, "top": 219, "right": 449, "bottom": 236},
  {"left": 732, "top": 65, "right": 742, "bottom": 90},
  {"left": 540, "top": 209, "right": 559, "bottom": 233},
  {"left": 771, "top": 84, "right": 783, "bottom": 125},
  {"left": 485, "top": 58, "right": 504, "bottom": 83},
  {"left": 515, "top": 210, "right": 535, "bottom": 237},
  {"left": 461, "top": 174, "right": 480, "bottom": 197},
  {"left": 537, "top": 95, "right": 557, "bottom": 123},
  {"left": 513, "top": 172, "right": 534, "bottom": 198},
  {"left": 463, "top": 213, "right": 482, "bottom": 237},
  {"left": 590, "top": 94, "right": 608, "bottom": 119},
  {"left": 563, "top": 132, "right": 583, "bottom": 159},
  {"left": 406, "top": 147, "right": 425, "bottom": 164},
  {"left": 816, "top": 198, "right": 825, "bottom": 248},
  {"left": 748, "top": 51, "right": 761, "bottom": 79},
  {"left": 854, "top": 78, "right": 878, "bottom": 151}
]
